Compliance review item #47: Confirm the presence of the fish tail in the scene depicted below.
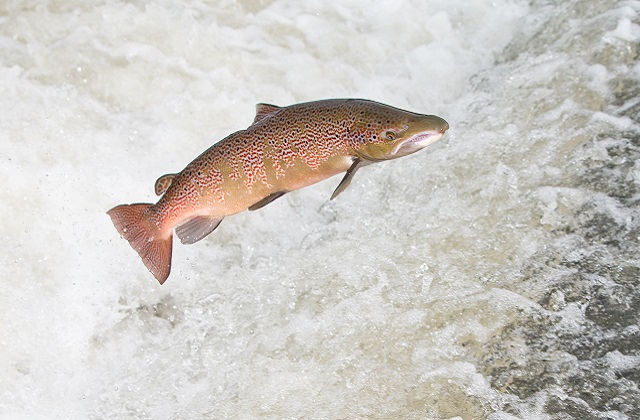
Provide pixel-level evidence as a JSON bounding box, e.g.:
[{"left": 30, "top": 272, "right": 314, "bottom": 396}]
[{"left": 107, "top": 203, "right": 173, "bottom": 284}]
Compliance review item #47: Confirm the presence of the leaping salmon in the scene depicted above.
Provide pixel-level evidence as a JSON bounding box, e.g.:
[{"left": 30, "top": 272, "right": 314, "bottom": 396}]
[{"left": 108, "top": 99, "right": 449, "bottom": 284}]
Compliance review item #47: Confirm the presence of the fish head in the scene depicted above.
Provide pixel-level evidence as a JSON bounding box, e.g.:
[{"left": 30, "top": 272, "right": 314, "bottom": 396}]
[{"left": 350, "top": 106, "right": 449, "bottom": 161}]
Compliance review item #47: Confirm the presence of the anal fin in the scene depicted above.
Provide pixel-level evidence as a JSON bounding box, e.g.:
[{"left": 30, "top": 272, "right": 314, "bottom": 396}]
[
  {"left": 248, "top": 191, "right": 286, "bottom": 211},
  {"left": 331, "top": 158, "right": 366, "bottom": 200},
  {"left": 175, "top": 216, "right": 223, "bottom": 245}
]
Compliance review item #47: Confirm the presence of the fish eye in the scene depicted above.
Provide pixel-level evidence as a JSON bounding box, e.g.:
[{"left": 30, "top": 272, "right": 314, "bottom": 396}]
[{"left": 385, "top": 131, "right": 396, "bottom": 140}]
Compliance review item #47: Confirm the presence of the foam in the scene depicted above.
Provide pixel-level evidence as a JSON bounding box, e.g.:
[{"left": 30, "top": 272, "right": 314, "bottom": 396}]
[{"left": 2, "top": 0, "right": 639, "bottom": 418}]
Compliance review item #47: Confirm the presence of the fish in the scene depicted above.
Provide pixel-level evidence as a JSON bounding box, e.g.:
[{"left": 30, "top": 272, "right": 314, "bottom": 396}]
[{"left": 108, "top": 99, "right": 449, "bottom": 284}]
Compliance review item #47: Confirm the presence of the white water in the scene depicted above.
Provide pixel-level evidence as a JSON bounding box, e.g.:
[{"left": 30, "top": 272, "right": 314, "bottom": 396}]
[{"left": 2, "top": 1, "right": 639, "bottom": 418}]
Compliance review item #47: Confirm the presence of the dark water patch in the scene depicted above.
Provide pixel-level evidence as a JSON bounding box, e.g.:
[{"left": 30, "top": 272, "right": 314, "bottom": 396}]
[
  {"left": 544, "top": 392, "right": 626, "bottom": 420},
  {"left": 475, "top": 107, "right": 640, "bottom": 418},
  {"left": 577, "top": 132, "right": 640, "bottom": 205},
  {"left": 584, "top": 284, "right": 640, "bottom": 330}
]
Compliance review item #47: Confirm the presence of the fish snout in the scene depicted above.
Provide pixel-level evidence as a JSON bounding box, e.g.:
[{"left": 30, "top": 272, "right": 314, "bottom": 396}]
[{"left": 431, "top": 116, "right": 449, "bottom": 134}]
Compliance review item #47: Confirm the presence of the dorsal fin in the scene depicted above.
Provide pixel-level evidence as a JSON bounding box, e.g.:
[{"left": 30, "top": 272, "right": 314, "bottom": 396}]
[
  {"left": 253, "top": 103, "right": 282, "bottom": 124},
  {"left": 154, "top": 173, "right": 176, "bottom": 196}
]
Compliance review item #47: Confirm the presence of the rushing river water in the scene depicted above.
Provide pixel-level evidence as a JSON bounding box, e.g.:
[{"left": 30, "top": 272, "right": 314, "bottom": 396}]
[{"left": 2, "top": 0, "right": 639, "bottom": 418}]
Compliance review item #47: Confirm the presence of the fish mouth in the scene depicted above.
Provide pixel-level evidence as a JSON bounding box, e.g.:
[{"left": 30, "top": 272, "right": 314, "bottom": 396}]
[{"left": 392, "top": 130, "right": 445, "bottom": 156}]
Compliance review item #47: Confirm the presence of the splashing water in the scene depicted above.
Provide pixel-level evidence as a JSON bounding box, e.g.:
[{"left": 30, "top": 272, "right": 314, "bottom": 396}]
[{"left": 1, "top": 0, "right": 639, "bottom": 418}]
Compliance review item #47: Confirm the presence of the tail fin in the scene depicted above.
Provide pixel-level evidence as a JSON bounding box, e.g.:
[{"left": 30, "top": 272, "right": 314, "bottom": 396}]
[{"left": 107, "top": 203, "right": 173, "bottom": 284}]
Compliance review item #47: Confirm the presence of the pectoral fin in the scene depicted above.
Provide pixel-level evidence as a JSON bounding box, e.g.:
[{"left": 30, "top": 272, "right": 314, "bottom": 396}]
[
  {"left": 175, "top": 216, "right": 223, "bottom": 245},
  {"left": 248, "top": 191, "right": 287, "bottom": 211},
  {"left": 330, "top": 158, "right": 365, "bottom": 200}
]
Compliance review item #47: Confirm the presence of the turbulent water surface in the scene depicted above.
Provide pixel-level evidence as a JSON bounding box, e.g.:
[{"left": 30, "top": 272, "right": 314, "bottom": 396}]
[{"left": 2, "top": 0, "right": 639, "bottom": 419}]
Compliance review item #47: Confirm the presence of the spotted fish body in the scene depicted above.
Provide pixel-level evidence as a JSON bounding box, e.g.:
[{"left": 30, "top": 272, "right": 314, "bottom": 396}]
[{"left": 108, "top": 99, "right": 449, "bottom": 284}]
